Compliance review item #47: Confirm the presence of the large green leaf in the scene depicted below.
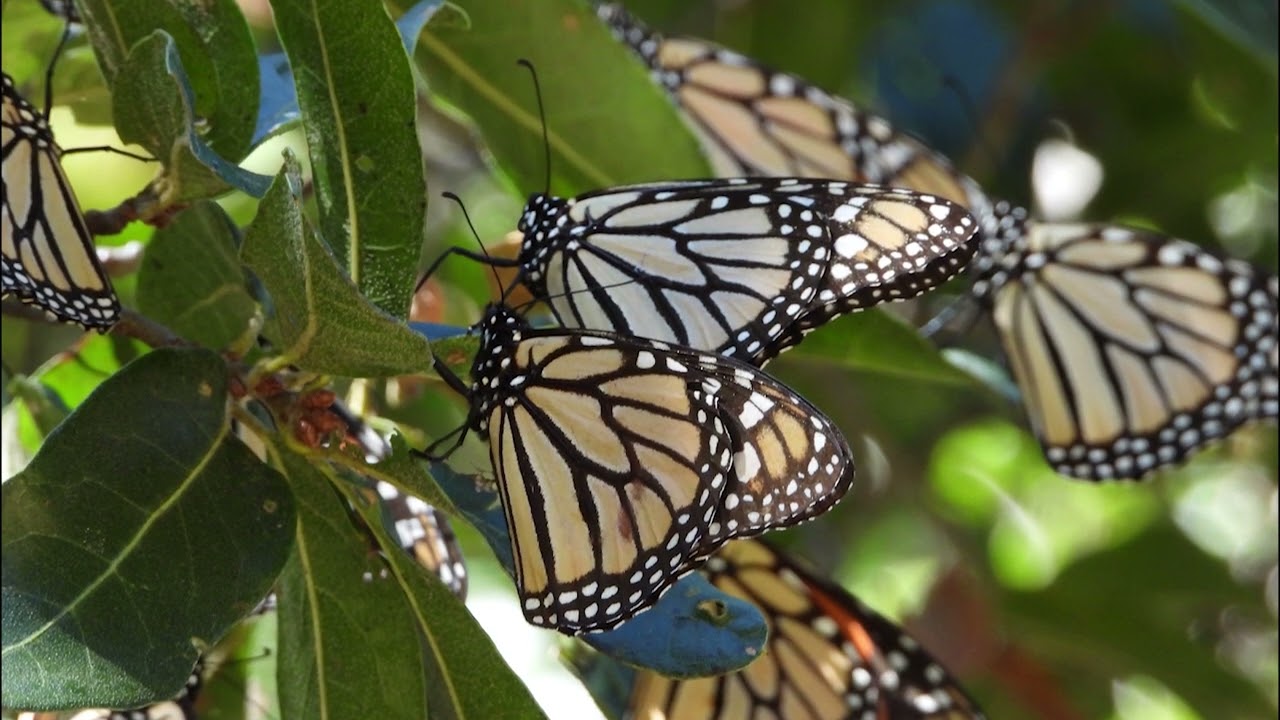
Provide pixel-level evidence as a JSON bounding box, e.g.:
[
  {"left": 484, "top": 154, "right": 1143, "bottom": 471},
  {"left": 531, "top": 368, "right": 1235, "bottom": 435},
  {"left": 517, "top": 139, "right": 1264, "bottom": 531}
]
[
  {"left": 784, "top": 310, "right": 974, "bottom": 385},
  {"left": 240, "top": 154, "right": 434, "bottom": 378},
  {"left": 275, "top": 450, "right": 426, "bottom": 720},
  {"left": 270, "top": 0, "right": 426, "bottom": 317},
  {"left": 339, "top": 480, "right": 547, "bottom": 720},
  {"left": 0, "top": 348, "right": 295, "bottom": 709},
  {"left": 77, "top": 0, "right": 259, "bottom": 158},
  {"left": 136, "top": 201, "right": 257, "bottom": 350},
  {"left": 415, "top": 0, "right": 710, "bottom": 198}
]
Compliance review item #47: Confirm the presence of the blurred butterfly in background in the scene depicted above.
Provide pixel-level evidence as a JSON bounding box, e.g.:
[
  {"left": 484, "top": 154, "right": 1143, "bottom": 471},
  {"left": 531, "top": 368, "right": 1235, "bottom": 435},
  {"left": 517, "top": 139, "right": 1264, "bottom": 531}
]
[
  {"left": 595, "top": 4, "right": 1279, "bottom": 480},
  {"left": 594, "top": 3, "right": 997, "bottom": 235},
  {"left": 2, "top": 70, "right": 120, "bottom": 330},
  {"left": 584, "top": 539, "right": 986, "bottom": 719},
  {"left": 377, "top": 480, "right": 469, "bottom": 599},
  {"left": 425, "top": 303, "right": 856, "bottom": 634},
  {"left": 968, "top": 206, "right": 1278, "bottom": 479}
]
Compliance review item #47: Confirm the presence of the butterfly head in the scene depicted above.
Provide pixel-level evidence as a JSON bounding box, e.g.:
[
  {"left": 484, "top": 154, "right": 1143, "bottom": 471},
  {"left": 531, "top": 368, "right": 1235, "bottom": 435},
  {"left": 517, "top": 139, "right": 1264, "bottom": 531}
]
[
  {"left": 516, "top": 193, "right": 573, "bottom": 284},
  {"left": 468, "top": 304, "right": 531, "bottom": 427}
]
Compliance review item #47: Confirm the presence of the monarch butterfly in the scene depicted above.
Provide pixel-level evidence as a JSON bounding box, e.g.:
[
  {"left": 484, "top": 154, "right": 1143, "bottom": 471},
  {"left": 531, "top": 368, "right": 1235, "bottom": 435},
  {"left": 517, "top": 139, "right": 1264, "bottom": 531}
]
[
  {"left": 594, "top": 3, "right": 996, "bottom": 236},
  {"left": 440, "top": 179, "right": 978, "bottom": 367},
  {"left": 429, "top": 303, "right": 855, "bottom": 634},
  {"left": 622, "top": 539, "right": 986, "bottom": 719},
  {"left": 377, "top": 480, "right": 469, "bottom": 599},
  {"left": 969, "top": 205, "right": 1279, "bottom": 480},
  {"left": 507, "top": 178, "right": 978, "bottom": 366},
  {"left": 2, "top": 71, "right": 120, "bottom": 330},
  {"left": 596, "top": 5, "right": 1280, "bottom": 480}
]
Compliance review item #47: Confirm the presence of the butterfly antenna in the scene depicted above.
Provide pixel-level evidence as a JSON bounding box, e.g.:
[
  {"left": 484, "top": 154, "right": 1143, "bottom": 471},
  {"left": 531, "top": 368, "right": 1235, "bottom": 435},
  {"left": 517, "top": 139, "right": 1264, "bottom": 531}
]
[
  {"left": 517, "top": 58, "right": 551, "bottom": 195},
  {"left": 44, "top": 19, "right": 75, "bottom": 116},
  {"left": 441, "top": 191, "right": 508, "bottom": 298}
]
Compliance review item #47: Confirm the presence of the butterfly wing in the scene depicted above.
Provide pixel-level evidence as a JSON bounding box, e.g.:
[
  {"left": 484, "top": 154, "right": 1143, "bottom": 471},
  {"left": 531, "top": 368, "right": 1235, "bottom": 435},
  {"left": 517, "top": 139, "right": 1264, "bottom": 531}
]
[
  {"left": 521, "top": 179, "right": 977, "bottom": 365},
  {"left": 628, "top": 539, "right": 986, "bottom": 719},
  {"left": 2, "top": 73, "right": 119, "bottom": 330},
  {"left": 378, "top": 481, "right": 469, "bottom": 600},
  {"left": 596, "top": 3, "right": 995, "bottom": 229},
  {"left": 477, "top": 323, "right": 854, "bottom": 635},
  {"left": 986, "top": 221, "right": 1278, "bottom": 479}
]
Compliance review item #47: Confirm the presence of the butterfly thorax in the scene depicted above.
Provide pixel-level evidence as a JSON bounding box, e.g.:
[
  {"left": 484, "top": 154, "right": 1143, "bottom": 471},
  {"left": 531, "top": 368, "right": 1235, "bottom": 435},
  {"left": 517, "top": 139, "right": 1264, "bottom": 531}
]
[
  {"left": 516, "top": 193, "right": 577, "bottom": 296},
  {"left": 468, "top": 304, "right": 529, "bottom": 433},
  {"left": 967, "top": 202, "right": 1030, "bottom": 304}
]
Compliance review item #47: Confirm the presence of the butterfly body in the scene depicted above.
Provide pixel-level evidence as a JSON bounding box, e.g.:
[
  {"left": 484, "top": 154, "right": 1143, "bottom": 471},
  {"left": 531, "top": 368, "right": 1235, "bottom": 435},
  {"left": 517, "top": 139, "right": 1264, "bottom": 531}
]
[
  {"left": 2, "top": 72, "right": 119, "bottom": 329},
  {"left": 515, "top": 178, "right": 977, "bottom": 365},
  {"left": 454, "top": 304, "right": 855, "bottom": 634}
]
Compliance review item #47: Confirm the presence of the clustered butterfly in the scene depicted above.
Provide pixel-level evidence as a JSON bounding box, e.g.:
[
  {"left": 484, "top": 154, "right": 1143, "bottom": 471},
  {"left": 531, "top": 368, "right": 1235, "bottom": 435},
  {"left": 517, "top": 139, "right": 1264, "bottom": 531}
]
[{"left": 595, "top": 2, "right": 1278, "bottom": 481}]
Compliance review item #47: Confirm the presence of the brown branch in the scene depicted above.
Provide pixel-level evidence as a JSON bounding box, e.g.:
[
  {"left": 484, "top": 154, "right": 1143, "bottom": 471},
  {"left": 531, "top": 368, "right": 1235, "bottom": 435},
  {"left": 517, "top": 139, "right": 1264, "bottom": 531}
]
[{"left": 108, "top": 309, "right": 193, "bottom": 348}]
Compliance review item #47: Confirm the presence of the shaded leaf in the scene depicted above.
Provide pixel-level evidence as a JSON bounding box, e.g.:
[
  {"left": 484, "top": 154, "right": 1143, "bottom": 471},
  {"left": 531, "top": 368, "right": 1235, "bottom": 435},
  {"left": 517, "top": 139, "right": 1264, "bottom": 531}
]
[
  {"left": 276, "top": 450, "right": 426, "bottom": 720},
  {"left": 77, "top": 0, "right": 259, "bottom": 158},
  {"left": 270, "top": 0, "right": 427, "bottom": 317},
  {"left": 338, "top": 480, "right": 547, "bottom": 720},
  {"left": 110, "top": 32, "right": 271, "bottom": 200},
  {"left": 1, "top": 348, "right": 294, "bottom": 709},
  {"left": 137, "top": 201, "right": 257, "bottom": 349},
  {"left": 239, "top": 154, "right": 434, "bottom": 378}
]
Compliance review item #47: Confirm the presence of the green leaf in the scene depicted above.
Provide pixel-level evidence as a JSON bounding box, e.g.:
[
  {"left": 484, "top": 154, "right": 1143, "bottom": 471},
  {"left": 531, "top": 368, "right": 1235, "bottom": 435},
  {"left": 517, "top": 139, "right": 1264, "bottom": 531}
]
[
  {"left": 270, "top": 0, "right": 427, "bottom": 317},
  {"left": 337, "top": 480, "right": 547, "bottom": 720},
  {"left": 415, "top": 0, "right": 710, "bottom": 197},
  {"left": 362, "top": 434, "right": 460, "bottom": 518},
  {"left": 275, "top": 450, "right": 427, "bottom": 720},
  {"left": 784, "top": 310, "right": 974, "bottom": 385},
  {"left": 77, "top": 0, "right": 259, "bottom": 158},
  {"left": 111, "top": 31, "right": 271, "bottom": 200},
  {"left": 33, "top": 334, "right": 148, "bottom": 415},
  {"left": 240, "top": 154, "right": 435, "bottom": 378},
  {"left": 1, "top": 348, "right": 295, "bottom": 710},
  {"left": 137, "top": 201, "right": 257, "bottom": 349}
]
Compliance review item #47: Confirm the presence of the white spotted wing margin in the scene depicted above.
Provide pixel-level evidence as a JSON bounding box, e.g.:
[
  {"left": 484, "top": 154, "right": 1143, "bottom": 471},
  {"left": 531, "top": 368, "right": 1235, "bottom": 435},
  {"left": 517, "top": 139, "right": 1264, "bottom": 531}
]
[
  {"left": 464, "top": 304, "right": 855, "bottom": 635},
  {"left": 515, "top": 178, "right": 978, "bottom": 366},
  {"left": 972, "top": 214, "right": 1279, "bottom": 480}
]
